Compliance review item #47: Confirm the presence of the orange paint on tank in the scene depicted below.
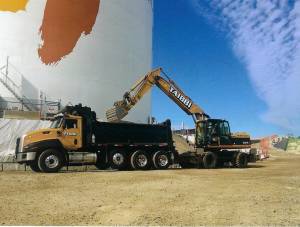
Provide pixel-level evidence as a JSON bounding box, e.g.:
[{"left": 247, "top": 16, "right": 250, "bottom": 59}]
[{"left": 38, "top": 0, "right": 100, "bottom": 65}]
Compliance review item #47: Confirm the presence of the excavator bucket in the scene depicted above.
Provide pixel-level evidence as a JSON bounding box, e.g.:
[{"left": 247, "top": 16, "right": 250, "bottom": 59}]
[{"left": 106, "top": 105, "right": 128, "bottom": 122}]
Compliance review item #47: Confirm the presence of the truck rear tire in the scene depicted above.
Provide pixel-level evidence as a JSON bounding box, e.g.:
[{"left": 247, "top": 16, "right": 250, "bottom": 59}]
[
  {"left": 152, "top": 151, "right": 170, "bottom": 170},
  {"left": 109, "top": 149, "right": 128, "bottom": 170},
  {"left": 130, "top": 150, "right": 150, "bottom": 170},
  {"left": 203, "top": 152, "right": 217, "bottom": 169},
  {"left": 235, "top": 152, "right": 248, "bottom": 168},
  {"left": 38, "top": 149, "right": 64, "bottom": 173},
  {"left": 29, "top": 162, "right": 41, "bottom": 172}
]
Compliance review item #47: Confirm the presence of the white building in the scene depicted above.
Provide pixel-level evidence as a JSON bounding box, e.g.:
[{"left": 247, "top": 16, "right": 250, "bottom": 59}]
[{"left": 0, "top": 0, "right": 153, "bottom": 122}]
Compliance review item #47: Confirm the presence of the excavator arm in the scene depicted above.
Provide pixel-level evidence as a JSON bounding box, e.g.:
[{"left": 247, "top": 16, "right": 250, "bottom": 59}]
[{"left": 106, "top": 68, "right": 209, "bottom": 122}]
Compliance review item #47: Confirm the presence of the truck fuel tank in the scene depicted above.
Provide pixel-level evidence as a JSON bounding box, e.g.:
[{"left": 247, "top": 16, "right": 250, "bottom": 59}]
[{"left": 68, "top": 152, "right": 97, "bottom": 164}]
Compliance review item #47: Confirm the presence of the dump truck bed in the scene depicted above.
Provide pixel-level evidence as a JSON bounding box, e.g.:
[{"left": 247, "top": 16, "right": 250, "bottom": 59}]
[{"left": 93, "top": 120, "right": 173, "bottom": 145}]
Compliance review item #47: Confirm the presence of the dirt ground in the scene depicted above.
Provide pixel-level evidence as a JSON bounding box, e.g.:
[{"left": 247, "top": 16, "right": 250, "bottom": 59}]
[{"left": 0, "top": 150, "right": 299, "bottom": 226}]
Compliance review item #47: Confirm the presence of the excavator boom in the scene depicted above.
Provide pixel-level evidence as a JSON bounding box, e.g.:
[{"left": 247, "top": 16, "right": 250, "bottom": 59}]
[{"left": 106, "top": 68, "right": 209, "bottom": 122}]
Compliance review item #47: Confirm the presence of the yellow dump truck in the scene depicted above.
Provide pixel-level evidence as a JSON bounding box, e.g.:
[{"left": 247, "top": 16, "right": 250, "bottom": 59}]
[{"left": 16, "top": 104, "right": 176, "bottom": 172}]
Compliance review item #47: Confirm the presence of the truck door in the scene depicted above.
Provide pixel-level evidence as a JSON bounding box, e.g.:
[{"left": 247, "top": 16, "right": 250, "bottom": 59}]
[{"left": 62, "top": 118, "right": 82, "bottom": 149}]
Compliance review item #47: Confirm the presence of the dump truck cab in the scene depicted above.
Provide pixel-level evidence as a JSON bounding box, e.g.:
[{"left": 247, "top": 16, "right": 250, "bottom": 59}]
[
  {"left": 15, "top": 104, "right": 98, "bottom": 172},
  {"left": 16, "top": 114, "right": 83, "bottom": 164},
  {"left": 50, "top": 114, "right": 83, "bottom": 150}
]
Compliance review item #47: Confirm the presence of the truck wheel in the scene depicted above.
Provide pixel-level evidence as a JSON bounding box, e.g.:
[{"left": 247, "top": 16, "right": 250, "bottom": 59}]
[
  {"left": 38, "top": 149, "right": 64, "bottom": 173},
  {"left": 95, "top": 151, "right": 109, "bottom": 170},
  {"left": 152, "top": 151, "right": 170, "bottom": 170},
  {"left": 29, "top": 162, "right": 41, "bottom": 172},
  {"left": 110, "top": 150, "right": 128, "bottom": 170},
  {"left": 203, "top": 152, "right": 217, "bottom": 169},
  {"left": 130, "top": 150, "right": 150, "bottom": 170},
  {"left": 235, "top": 152, "right": 248, "bottom": 168}
]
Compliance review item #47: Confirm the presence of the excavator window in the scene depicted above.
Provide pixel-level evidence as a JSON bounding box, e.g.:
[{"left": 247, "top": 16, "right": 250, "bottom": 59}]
[
  {"left": 219, "top": 121, "right": 230, "bottom": 136},
  {"left": 208, "top": 122, "right": 218, "bottom": 136}
]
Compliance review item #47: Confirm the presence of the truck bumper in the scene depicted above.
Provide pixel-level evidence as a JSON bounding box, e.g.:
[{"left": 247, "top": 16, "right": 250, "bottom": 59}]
[{"left": 16, "top": 152, "right": 36, "bottom": 163}]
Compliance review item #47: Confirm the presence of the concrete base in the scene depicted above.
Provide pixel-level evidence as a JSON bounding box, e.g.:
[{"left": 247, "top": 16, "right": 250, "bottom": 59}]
[{"left": 0, "top": 162, "right": 27, "bottom": 171}]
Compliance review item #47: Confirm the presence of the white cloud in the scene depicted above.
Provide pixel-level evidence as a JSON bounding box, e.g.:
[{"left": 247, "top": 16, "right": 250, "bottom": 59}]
[{"left": 192, "top": 0, "right": 300, "bottom": 134}]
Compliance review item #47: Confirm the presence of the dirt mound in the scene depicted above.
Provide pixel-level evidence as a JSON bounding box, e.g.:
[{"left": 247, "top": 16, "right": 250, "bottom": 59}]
[{"left": 172, "top": 133, "right": 194, "bottom": 153}]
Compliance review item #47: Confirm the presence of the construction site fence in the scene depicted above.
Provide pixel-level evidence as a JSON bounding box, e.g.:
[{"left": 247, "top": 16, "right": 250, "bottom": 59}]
[
  {"left": 0, "top": 161, "right": 27, "bottom": 172},
  {"left": 0, "top": 161, "right": 182, "bottom": 172},
  {"left": 173, "top": 129, "right": 195, "bottom": 135},
  {"left": 0, "top": 160, "right": 100, "bottom": 172}
]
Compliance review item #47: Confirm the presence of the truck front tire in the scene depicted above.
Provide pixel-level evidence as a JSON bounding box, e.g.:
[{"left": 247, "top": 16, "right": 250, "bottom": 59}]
[
  {"left": 203, "top": 152, "right": 217, "bottom": 169},
  {"left": 38, "top": 149, "right": 64, "bottom": 173},
  {"left": 130, "top": 150, "right": 150, "bottom": 170},
  {"left": 152, "top": 151, "right": 170, "bottom": 170}
]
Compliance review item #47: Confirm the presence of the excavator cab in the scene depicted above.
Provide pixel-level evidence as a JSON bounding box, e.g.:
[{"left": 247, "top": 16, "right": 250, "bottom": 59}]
[{"left": 195, "top": 119, "right": 232, "bottom": 148}]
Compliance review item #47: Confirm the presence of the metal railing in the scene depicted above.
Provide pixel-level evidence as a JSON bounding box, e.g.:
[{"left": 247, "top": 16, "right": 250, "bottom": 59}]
[
  {"left": 0, "top": 57, "right": 61, "bottom": 116},
  {"left": 0, "top": 96, "right": 61, "bottom": 118},
  {"left": 173, "top": 128, "right": 195, "bottom": 135},
  {"left": 0, "top": 58, "right": 39, "bottom": 111}
]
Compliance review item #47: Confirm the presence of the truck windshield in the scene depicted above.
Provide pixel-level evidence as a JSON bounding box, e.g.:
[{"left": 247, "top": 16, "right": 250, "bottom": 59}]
[{"left": 50, "top": 117, "right": 63, "bottom": 129}]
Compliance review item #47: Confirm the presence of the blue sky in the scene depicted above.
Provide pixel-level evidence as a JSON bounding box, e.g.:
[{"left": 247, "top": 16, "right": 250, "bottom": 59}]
[{"left": 152, "top": 0, "right": 300, "bottom": 137}]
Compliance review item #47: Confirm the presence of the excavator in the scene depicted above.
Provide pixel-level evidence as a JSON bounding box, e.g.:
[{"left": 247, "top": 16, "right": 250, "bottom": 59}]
[{"left": 106, "top": 68, "right": 256, "bottom": 168}]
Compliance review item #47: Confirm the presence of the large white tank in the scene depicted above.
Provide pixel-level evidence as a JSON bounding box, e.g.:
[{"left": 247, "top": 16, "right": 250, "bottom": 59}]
[{"left": 0, "top": 0, "right": 153, "bottom": 122}]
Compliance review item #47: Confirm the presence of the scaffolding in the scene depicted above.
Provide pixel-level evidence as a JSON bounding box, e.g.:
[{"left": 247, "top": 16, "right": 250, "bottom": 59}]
[{"left": 0, "top": 57, "right": 61, "bottom": 119}]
